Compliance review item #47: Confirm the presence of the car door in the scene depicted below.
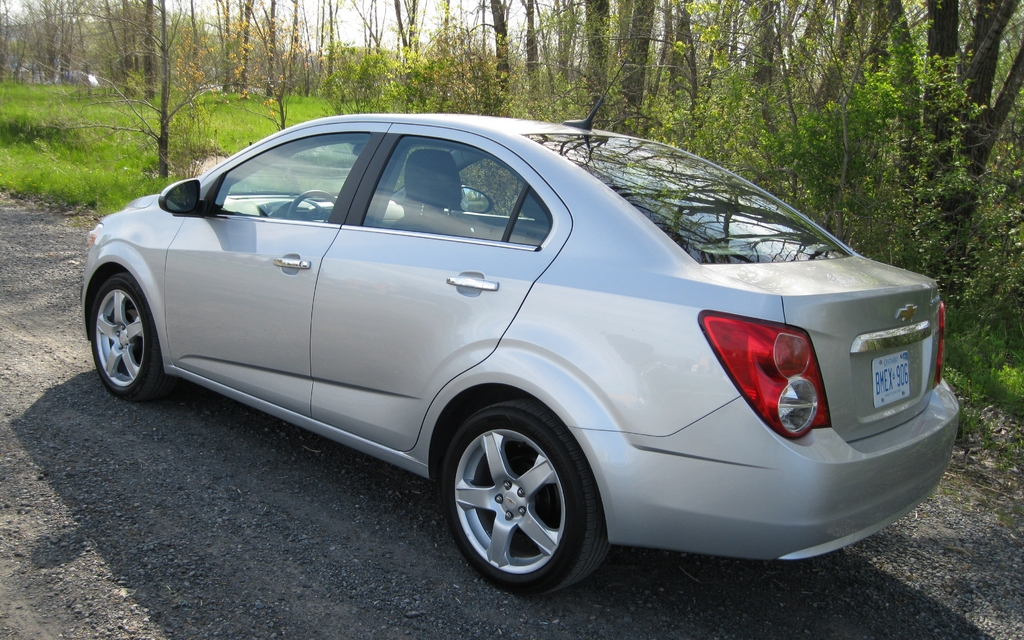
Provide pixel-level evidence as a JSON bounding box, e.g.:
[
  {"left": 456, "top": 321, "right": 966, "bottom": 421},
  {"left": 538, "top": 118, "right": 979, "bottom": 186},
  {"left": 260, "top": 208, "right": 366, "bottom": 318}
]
[
  {"left": 309, "top": 127, "right": 571, "bottom": 450},
  {"left": 164, "top": 125, "right": 387, "bottom": 416}
]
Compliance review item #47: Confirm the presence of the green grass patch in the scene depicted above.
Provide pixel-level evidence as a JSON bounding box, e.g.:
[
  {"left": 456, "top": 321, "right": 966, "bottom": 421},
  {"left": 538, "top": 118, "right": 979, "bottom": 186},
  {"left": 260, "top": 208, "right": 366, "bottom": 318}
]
[
  {"left": 945, "top": 306, "right": 1024, "bottom": 415},
  {"left": 0, "top": 83, "right": 333, "bottom": 213},
  {"left": 945, "top": 304, "right": 1024, "bottom": 466}
]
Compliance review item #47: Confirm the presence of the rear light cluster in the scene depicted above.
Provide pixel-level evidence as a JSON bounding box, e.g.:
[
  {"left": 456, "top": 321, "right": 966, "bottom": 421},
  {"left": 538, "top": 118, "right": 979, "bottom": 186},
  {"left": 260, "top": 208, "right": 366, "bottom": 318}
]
[
  {"left": 699, "top": 312, "right": 831, "bottom": 438},
  {"left": 934, "top": 301, "right": 946, "bottom": 386}
]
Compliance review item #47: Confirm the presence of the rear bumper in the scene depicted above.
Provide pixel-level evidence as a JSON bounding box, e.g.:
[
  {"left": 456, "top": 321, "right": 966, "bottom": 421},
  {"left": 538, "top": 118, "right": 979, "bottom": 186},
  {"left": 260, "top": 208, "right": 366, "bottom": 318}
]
[{"left": 573, "top": 383, "right": 958, "bottom": 559}]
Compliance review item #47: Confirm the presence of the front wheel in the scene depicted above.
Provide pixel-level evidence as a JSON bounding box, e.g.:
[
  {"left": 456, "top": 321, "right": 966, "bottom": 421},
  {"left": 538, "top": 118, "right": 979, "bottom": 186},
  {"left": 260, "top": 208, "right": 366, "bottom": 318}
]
[
  {"left": 90, "top": 273, "right": 176, "bottom": 401},
  {"left": 441, "top": 400, "right": 608, "bottom": 593}
]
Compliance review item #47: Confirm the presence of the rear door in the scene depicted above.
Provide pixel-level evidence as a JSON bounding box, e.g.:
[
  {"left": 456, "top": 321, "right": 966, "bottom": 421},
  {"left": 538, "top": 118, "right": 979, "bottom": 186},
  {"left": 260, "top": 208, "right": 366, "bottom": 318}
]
[{"left": 309, "top": 126, "right": 571, "bottom": 450}]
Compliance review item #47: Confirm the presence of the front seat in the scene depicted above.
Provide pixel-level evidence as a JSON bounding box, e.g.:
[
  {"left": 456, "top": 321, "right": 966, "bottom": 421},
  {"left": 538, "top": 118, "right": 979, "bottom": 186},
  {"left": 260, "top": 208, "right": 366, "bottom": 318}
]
[{"left": 404, "top": 149, "right": 463, "bottom": 211}]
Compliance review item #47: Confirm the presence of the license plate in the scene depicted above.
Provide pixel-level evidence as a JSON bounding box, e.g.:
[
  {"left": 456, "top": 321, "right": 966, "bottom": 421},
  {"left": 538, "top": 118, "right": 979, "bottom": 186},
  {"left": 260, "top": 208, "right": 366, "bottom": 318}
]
[{"left": 872, "top": 350, "right": 910, "bottom": 408}]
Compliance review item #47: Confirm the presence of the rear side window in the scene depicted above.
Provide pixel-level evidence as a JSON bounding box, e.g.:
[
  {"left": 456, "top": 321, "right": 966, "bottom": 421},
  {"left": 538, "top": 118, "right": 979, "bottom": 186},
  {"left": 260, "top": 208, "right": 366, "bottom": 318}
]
[
  {"left": 527, "top": 134, "right": 848, "bottom": 264},
  {"left": 363, "top": 136, "right": 552, "bottom": 246}
]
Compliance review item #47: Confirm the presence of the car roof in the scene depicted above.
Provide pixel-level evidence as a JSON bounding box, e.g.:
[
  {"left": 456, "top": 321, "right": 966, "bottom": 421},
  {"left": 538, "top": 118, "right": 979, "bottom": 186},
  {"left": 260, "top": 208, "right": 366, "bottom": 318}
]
[{"left": 286, "top": 113, "right": 622, "bottom": 142}]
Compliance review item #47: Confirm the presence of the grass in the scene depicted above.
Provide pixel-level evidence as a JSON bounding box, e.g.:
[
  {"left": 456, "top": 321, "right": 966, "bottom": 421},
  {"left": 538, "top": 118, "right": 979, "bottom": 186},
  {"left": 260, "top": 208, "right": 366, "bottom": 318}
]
[
  {"left": 0, "top": 83, "right": 333, "bottom": 213},
  {"left": 944, "top": 306, "right": 1024, "bottom": 467}
]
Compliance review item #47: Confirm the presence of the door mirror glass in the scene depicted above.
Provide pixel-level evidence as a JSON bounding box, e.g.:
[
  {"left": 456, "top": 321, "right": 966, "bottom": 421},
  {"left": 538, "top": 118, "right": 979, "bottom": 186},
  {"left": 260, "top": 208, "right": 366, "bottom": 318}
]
[
  {"left": 460, "top": 186, "right": 493, "bottom": 214},
  {"left": 159, "top": 179, "right": 201, "bottom": 215}
]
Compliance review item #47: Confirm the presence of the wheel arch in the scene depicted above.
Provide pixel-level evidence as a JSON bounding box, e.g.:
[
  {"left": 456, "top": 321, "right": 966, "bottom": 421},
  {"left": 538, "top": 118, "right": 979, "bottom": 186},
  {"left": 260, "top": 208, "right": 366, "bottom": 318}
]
[
  {"left": 83, "top": 261, "right": 130, "bottom": 338},
  {"left": 426, "top": 383, "right": 536, "bottom": 481},
  {"left": 83, "top": 250, "right": 171, "bottom": 369}
]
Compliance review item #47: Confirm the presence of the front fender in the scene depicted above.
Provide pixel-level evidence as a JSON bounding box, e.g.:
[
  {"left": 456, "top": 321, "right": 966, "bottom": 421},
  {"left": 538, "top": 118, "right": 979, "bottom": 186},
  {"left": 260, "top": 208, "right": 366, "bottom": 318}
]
[{"left": 83, "top": 209, "right": 184, "bottom": 370}]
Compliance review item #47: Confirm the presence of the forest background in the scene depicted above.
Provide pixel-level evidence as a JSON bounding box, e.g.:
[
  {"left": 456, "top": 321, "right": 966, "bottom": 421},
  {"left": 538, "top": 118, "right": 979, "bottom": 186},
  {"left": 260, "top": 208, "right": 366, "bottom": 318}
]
[{"left": 0, "top": 0, "right": 1022, "bottom": 463}]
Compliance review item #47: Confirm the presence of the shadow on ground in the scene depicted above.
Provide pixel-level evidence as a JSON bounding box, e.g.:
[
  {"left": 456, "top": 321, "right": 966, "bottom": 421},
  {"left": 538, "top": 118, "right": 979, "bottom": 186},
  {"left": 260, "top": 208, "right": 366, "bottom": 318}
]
[{"left": 11, "top": 372, "right": 988, "bottom": 639}]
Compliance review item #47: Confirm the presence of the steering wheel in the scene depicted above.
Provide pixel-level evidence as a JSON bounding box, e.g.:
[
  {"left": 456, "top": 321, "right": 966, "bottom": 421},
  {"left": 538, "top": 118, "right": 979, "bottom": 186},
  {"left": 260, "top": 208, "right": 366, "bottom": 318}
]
[{"left": 286, "top": 190, "right": 337, "bottom": 221}]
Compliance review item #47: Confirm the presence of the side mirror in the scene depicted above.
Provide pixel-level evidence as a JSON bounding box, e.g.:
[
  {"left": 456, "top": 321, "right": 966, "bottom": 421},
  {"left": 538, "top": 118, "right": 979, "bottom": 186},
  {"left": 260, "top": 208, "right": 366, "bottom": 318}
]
[
  {"left": 460, "top": 186, "right": 493, "bottom": 214},
  {"left": 159, "top": 179, "right": 202, "bottom": 215}
]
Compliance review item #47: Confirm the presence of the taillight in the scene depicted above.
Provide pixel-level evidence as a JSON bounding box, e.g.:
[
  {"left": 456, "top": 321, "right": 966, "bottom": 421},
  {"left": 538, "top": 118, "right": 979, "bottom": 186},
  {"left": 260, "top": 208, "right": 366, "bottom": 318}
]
[
  {"left": 934, "top": 301, "right": 946, "bottom": 386},
  {"left": 699, "top": 311, "right": 831, "bottom": 438}
]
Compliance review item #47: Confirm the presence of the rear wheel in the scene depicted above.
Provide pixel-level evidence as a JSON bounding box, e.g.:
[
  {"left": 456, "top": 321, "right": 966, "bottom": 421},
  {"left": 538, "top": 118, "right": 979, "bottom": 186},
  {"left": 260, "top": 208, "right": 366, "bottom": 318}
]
[
  {"left": 90, "top": 273, "right": 176, "bottom": 401},
  {"left": 441, "top": 400, "right": 608, "bottom": 593}
]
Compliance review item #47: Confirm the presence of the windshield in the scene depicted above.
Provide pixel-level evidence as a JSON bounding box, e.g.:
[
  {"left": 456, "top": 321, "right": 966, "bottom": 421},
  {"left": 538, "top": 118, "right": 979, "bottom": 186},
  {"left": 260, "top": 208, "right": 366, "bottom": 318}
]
[{"left": 528, "top": 134, "right": 848, "bottom": 264}]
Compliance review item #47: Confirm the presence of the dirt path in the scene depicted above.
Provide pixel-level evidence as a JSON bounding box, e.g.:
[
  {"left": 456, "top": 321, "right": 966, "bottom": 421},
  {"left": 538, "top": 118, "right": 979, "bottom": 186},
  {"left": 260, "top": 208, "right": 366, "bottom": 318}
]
[{"left": 0, "top": 201, "right": 1021, "bottom": 639}]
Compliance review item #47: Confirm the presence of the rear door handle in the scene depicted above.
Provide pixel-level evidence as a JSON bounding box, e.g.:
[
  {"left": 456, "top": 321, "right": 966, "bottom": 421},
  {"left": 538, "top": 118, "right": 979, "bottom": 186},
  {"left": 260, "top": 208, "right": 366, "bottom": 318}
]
[
  {"left": 274, "top": 257, "right": 311, "bottom": 269},
  {"left": 446, "top": 276, "right": 499, "bottom": 291}
]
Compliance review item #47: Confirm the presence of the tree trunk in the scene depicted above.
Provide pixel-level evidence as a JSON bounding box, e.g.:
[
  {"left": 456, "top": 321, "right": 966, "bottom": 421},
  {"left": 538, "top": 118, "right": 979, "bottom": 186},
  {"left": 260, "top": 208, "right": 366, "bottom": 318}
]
[
  {"left": 926, "top": 0, "right": 959, "bottom": 152},
  {"left": 489, "top": 0, "right": 510, "bottom": 89},
  {"left": 584, "top": 0, "right": 609, "bottom": 99},
  {"left": 239, "top": 0, "right": 254, "bottom": 91},
  {"left": 144, "top": 0, "right": 156, "bottom": 100},
  {"left": 752, "top": 0, "right": 779, "bottom": 134},
  {"left": 158, "top": 0, "right": 170, "bottom": 178},
  {"left": 266, "top": 0, "right": 278, "bottom": 97},
  {"left": 216, "top": 0, "right": 231, "bottom": 91},
  {"left": 669, "top": 0, "right": 698, "bottom": 111},
  {"left": 622, "top": 0, "right": 655, "bottom": 122},
  {"left": 393, "top": 0, "right": 408, "bottom": 49},
  {"left": 524, "top": 0, "right": 538, "bottom": 77},
  {"left": 962, "top": 0, "right": 1018, "bottom": 176}
]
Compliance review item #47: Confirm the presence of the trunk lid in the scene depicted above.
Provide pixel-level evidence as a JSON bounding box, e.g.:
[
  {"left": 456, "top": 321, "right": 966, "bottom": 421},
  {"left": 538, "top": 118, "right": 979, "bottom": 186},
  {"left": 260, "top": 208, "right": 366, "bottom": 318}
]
[{"left": 707, "top": 256, "right": 941, "bottom": 441}]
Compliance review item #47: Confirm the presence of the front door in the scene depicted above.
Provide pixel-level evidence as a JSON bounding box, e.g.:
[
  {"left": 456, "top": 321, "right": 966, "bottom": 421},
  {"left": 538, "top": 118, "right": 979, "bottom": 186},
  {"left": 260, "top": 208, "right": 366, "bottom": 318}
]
[{"left": 165, "top": 131, "right": 377, "bottom": 415}]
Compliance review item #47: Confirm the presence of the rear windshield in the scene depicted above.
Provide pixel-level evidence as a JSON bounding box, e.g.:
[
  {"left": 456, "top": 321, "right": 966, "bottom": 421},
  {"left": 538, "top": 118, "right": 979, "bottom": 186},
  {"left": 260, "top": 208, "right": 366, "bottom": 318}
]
[{"left": 527, "top": 134, "right": 848, "bottom": 264}]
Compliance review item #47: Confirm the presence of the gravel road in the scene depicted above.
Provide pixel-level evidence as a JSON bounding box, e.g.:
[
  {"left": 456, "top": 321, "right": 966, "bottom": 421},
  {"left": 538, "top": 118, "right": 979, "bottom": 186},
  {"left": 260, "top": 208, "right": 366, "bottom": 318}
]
[{"left": 1, "top": 200, "right": 1022, "bottom": 640}]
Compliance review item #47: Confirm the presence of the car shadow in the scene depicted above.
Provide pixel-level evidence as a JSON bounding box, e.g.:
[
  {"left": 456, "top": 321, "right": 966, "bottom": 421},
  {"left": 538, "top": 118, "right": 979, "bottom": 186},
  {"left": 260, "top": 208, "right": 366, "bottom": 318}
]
[{"left": 11, "top": 372, "right": 991, "bottom": 639}]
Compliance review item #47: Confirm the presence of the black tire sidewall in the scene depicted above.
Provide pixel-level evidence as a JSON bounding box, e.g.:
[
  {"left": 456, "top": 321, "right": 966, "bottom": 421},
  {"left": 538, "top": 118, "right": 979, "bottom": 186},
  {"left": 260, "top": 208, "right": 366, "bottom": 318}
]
[
  {"left": 88, "top": 273, "right": 161, "bottom": 399},
  {"left": 441, "top": 402, "right": 591, "bottom": 593}
]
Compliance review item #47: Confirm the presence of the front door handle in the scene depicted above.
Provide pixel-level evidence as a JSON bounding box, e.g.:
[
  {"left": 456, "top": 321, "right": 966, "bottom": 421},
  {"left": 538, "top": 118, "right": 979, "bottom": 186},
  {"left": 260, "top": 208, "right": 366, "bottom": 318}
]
[
  {"left": 446, "top": 276, "right": 499, "bottom": 291},
  {"left": 274, "top": 257, "right": 311, "bottom": 270}
]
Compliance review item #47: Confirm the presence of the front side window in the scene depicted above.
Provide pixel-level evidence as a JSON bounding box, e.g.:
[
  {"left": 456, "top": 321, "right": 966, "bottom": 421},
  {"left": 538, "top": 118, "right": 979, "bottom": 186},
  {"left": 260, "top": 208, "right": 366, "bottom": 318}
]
[
  {"left": 528, "top": 134, "right": 848, "bottom": 264},
  {"left": 363, "top": 136, "right": 550, "bottom": 245},
  {"left": 215, "top": 133, "right": 370, "bottom": 222}
]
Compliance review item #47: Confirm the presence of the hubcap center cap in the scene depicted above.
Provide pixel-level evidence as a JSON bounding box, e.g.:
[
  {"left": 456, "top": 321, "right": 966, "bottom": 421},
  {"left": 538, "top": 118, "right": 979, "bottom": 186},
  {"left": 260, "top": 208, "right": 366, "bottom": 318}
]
[{"left": 498, "top": 481, "right": 527, "bottom": 520}]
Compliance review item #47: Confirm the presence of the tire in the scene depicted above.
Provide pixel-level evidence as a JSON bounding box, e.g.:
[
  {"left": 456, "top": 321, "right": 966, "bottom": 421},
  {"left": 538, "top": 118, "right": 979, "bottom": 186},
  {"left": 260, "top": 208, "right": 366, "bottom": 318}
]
[
  {"left": 89, "top": 273, "right": 177, "bottom": 401},
  {"left": 441, "top": 400, "right": 609, "bottom": 593}
]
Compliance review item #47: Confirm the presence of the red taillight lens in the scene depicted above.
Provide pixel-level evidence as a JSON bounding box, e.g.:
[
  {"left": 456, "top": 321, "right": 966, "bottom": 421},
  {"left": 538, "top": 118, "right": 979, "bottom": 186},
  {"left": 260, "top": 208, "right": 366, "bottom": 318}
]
[
  {"left": 774, "top": 333, "right": 810, "bottom": 377},
  {"left": 934, "top": 301, "right": 946, "bottom": 386},
  {"left": 699, "top": 311, "right": 831, "bottom": 438}
]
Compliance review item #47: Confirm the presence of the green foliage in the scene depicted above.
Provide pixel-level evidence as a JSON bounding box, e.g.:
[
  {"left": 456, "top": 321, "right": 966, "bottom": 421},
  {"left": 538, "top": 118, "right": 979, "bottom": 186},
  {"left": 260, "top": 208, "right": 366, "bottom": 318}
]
[
  {"left": 322, "top": 27, "right": 508, "bottom": 117},
  {"left": 168, "top": 101, "right": 220, "bottom": 176}
]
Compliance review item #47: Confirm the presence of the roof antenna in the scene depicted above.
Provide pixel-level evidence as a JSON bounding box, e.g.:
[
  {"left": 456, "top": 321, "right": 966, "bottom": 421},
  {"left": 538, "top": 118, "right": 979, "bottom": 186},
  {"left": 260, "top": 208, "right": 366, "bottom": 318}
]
[{"left": 563, "top": 60, "right": 626, "bottom": 131}]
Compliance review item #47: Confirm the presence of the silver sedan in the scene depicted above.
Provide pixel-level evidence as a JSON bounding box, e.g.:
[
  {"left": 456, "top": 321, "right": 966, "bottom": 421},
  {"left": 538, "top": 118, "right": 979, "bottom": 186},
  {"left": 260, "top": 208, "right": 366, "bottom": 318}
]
[{"left": 83, "top": 114, "right": 959, "bottom": 593}]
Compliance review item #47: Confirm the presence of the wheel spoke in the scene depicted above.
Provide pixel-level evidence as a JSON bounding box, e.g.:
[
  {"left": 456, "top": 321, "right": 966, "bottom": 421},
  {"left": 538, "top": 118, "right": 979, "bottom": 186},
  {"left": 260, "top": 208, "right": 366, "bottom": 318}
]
[
  {"left": 104, "top": 346, "right": 123, "bottom": 377},
  {"left": 455, "top": 482, "right": 497, "bottom": 510},
  {"left": 112, "top": 291, "right": 127, "bottom": 326},
  {"left": 96, "top": 317, "right": 118, "bottom": 340},
  {"left": 482, "top": 432, "right": 513, "bottom": 485},
  {"left": 517, "top": 456, "right": 555, "bottom": 498},
  {"left": 486, "top": 519, "right": 515, "bottom": 567},
  {"left": 123, "top": 351, "right": 140, "bottom": 379},
  {"left": 124, "top": 318, "right": 144, "bottom": 340},
  {"left": 517, "top": 512, "right": 559, "bottom": 557}
]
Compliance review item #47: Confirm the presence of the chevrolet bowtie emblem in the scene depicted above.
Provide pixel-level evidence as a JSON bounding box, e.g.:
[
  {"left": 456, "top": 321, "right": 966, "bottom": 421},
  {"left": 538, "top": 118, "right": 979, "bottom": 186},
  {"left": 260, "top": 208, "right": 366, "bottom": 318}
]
[{"left": 895, "top": 304, "right": 918, "bottom": 322}]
